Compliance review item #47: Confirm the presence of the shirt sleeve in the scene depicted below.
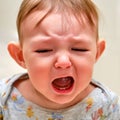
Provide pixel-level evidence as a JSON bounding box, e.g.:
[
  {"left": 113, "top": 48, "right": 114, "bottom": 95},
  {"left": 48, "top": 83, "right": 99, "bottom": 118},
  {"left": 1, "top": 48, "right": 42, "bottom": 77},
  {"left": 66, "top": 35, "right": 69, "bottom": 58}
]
[{"left": 106, "top": 96, "right": 120, "bottom": 119}]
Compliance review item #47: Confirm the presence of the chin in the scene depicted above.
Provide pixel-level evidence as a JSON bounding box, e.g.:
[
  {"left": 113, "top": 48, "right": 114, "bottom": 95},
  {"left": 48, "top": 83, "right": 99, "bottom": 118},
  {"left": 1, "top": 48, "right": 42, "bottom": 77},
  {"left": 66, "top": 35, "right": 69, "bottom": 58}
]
[{"left": 50, "top": 95, "right": 76, "bottom": 105}]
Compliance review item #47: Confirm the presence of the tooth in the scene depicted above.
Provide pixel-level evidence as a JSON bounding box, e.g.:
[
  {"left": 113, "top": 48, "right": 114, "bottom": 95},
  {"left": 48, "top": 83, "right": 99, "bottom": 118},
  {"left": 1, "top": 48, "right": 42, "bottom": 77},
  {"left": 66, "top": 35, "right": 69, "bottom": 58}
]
[{"left": 59, "top": 88, "right": 66, "bottom": 90}]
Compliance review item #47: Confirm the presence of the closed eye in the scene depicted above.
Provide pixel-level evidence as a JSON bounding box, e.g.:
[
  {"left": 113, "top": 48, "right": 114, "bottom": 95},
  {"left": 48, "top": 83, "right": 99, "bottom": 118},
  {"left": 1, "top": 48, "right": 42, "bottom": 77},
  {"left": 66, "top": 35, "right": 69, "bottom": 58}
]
[
  {"left": 35, "top": 49, "right": 53, "bottom": 53},
  {"left": 71, "top": 48, "right": 88, "bottom": 52}
]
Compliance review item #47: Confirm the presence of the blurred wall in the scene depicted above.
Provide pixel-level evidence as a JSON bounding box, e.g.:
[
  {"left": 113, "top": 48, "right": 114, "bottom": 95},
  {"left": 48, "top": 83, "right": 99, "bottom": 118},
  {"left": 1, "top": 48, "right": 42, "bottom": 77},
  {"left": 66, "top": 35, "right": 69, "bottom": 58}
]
[
  {"left": 93, "top": 0, "right": 120, "bottom": 95},
  {"left": 0, "top": 1, "right": 120, "bottom": 95}
]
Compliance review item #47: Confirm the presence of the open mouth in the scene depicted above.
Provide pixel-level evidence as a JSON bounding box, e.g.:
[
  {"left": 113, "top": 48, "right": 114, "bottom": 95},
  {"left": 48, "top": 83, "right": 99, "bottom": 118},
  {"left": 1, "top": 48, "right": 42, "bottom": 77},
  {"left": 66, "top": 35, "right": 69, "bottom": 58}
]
[{"left": 52, "top": 76, "right": 74, "bottom": 93}]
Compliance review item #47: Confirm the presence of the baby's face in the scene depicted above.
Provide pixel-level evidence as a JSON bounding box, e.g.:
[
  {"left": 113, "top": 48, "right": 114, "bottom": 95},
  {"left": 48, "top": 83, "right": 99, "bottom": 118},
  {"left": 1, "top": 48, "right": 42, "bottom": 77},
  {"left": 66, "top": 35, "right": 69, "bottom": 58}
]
[{"left": 21, "top": 11, "right": 98, "bottom": 105}]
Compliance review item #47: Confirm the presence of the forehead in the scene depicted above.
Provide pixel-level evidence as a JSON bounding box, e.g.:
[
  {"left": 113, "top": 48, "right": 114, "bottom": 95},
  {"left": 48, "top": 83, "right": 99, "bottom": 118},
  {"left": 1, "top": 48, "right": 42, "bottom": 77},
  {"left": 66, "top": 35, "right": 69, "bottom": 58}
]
[{"left": 21, "top": 10, "right": 96, "bottom": 39}]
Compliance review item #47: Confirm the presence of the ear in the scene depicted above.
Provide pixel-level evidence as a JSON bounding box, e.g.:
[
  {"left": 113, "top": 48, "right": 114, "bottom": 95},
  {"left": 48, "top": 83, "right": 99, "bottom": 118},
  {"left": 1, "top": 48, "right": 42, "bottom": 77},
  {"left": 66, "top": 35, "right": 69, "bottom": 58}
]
[
  {"left": 95, "top": 39, "right": 106, "bottom": 62},
  {"left": 7, "top": 41, "right": 26, "bottom": 68}
]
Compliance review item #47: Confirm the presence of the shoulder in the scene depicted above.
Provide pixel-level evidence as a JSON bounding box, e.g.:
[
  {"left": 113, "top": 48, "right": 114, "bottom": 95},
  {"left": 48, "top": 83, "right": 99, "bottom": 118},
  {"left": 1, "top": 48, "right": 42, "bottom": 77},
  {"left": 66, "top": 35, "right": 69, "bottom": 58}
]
[
  {"left": 91, "top": 80, "right": 120, "bottom": 118},
  {"left": 0, "top": 73, "right": 27, "bottom": 107},
  {"left": 91, "top": 80, "right": 119, "bottom": 102}
]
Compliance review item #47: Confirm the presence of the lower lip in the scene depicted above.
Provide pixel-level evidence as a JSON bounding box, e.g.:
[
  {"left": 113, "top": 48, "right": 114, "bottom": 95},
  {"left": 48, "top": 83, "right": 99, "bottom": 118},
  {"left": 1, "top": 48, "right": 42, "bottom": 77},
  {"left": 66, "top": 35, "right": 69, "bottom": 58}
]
[{"left": 51, "top": 83, "right": 74, "bottom": 95}]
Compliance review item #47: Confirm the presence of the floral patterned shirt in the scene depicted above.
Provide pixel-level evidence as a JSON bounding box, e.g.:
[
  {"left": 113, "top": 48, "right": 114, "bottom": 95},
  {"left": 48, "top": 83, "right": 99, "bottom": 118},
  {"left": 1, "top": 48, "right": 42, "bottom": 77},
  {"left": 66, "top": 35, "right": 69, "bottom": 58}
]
[{"left": 0, "top": 73, "right": 120, "bottom": 120}]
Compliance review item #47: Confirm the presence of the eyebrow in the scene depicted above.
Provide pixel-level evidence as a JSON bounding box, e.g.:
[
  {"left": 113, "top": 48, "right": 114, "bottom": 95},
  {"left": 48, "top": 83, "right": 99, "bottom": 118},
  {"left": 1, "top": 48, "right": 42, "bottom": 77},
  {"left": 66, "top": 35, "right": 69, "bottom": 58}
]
[
  {"left": 30, "top": 35, "right": 93, "bottom": 47},
  {"left": 72, "top": 35, "right": 94, "bottom": 43}
]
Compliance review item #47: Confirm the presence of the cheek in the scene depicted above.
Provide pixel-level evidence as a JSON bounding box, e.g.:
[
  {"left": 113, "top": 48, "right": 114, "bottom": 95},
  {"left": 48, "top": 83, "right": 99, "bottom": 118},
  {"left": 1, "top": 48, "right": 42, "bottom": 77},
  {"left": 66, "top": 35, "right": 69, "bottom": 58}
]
[
  {"left": 25, "top": 57, "right": 55, "bottom": 87},
  {"left": 26, "top": 60, "right": 50, "bottom": 76},
  {"left": 75, "top": 56, "right": 95, "bottom": 79},
  {"left": 75, "top": 60, "right": 94, "bottom": 91},
  {"left": 25, "top": 59, "right": 51, "bottom": 90},
  {"left": 24, "top": 52, "right": 51, "bottom": 70},
  {"left": 77, "top": 63, "right": 94, "bottom": 79},
  {"left": 76, "top": 54, "right": 95, "bottom": 67}
]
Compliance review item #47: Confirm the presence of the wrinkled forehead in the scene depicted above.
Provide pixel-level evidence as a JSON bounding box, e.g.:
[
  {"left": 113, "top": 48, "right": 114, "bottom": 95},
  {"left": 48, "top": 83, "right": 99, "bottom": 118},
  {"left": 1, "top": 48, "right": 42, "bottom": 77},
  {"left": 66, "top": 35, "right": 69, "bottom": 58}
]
[{"left": 21, "top": 9, "right": 97, "bottom": 39}]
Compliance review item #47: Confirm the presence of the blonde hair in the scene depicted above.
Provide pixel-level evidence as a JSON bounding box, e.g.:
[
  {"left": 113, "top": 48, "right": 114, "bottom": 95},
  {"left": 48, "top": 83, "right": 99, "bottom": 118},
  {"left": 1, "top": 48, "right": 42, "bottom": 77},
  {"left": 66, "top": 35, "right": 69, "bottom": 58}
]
[{"left": 17, "top": 0, "right": 99, "bottom": 43}]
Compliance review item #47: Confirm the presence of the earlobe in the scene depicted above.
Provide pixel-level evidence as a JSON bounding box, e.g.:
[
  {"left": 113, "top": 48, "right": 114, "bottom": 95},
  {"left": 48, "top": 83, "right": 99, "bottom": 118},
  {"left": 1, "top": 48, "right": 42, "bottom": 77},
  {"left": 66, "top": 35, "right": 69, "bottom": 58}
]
[
  {"left": 95, "top": 40, "right": 106, "bottom": 62},
  {"left": 7, "top": 42, "right": 26, "bottom": 68}
]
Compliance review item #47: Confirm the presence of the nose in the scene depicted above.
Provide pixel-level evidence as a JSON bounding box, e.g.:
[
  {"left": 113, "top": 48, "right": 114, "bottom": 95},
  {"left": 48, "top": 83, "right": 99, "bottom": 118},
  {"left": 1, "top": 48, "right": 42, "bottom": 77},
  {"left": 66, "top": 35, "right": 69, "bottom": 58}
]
[{"left": 54, "top": 53, "right": 72, "bottom": 69}]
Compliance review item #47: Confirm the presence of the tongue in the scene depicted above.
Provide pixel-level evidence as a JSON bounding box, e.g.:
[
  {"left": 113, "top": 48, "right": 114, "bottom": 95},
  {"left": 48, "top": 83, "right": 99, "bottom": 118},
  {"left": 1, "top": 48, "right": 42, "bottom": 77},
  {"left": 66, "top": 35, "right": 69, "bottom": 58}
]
[{"left": 52, "top": 77, "right": 74, "bottom": 90}]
